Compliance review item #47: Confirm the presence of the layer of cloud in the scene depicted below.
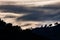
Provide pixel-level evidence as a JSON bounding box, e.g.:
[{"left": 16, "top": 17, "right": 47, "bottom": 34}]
[
  {"left": 0, "top": 5, "right": 60, "bottom": 21},
  {"left": 0, "top": 0, "right": 60, "bottom": 7},
  {"left": 0, "top": 1, "right": 60, "bottom": 29}
]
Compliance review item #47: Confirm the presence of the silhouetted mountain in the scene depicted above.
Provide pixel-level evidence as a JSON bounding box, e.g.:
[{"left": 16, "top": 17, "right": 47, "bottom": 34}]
[{"left": 0, "top": 19, "right": 60, "bottom": 40}]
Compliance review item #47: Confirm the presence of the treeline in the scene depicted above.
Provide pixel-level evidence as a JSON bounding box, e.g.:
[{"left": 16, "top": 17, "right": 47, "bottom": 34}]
[{"left": 0, "top": 19, "right": 60, "bottom": 40}]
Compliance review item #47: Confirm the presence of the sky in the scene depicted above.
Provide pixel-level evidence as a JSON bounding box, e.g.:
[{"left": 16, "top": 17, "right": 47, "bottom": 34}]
[
  {"left": 0, "top": 0, "right": 60, "bottom": 6},
  {"left": 0, "top": 0, "right": 60, "bottom": 29}
]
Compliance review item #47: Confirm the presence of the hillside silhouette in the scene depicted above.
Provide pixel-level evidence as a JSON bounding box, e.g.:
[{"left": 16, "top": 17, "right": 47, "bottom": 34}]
[{"left": 0, "top": 19, "right": 60, "bottom": 40}]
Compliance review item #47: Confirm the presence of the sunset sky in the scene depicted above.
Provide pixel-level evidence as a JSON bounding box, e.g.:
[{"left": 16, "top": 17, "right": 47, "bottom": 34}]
[
  {"left": 0, "top": 0, "right": 60, "bottom": 6},
  {"left": 0, "top": 0, "right": 60, "bottom": 29}
]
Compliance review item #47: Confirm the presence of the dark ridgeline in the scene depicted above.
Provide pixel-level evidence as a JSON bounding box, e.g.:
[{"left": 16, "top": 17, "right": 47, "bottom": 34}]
[{"left": 0, "top": 19, "right": 60, "bottom": 40}]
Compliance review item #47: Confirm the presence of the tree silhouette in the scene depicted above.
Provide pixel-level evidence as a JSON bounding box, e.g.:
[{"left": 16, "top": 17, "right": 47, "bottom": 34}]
[
  {"left": 49, "top": 24, "right": 52, "bottom": 27},
  {"left": 54, "top": 22, "right": 59, "bottom": 26},
  {"left": 0, "top": 18, "right": 60, "bottom": 40}
]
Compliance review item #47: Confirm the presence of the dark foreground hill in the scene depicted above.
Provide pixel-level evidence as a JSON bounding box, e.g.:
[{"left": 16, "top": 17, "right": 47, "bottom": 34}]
[{"left": 0, "top": 19, "right": 60, "bottom": 40}]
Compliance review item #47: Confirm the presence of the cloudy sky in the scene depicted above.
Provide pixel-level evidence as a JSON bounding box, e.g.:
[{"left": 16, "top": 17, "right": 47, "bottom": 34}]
[{"left": 0, "top": 0, "right": 60, "bottom": 29}]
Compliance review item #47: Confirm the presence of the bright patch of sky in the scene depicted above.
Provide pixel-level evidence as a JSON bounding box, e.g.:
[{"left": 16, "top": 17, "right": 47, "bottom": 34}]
[{"left": 0, "top": 0, "right": 60, "bottom": 6}]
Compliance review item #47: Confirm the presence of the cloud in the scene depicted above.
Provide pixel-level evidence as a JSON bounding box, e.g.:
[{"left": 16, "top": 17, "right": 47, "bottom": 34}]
[
  {"left": 0, "top": 5, "right": 30, "bottom": 13},
  {"left": 16, "top": 5, "right": 60, "bottom": 21},
  {"left": 4, "top": 15, "right": 17, "bottom": 18},
  {"left": 0, "top": 0, "right": 60, "bottom": 7},
  {"left": 0, "top": 5, "right": 60, "bottom": 21},
  {"left": 0, "top": 0, "right": 60, "bottom": 29}
]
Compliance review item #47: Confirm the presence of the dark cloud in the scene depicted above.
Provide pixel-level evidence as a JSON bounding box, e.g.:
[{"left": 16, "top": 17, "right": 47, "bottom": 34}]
[
  {"left": 17, "top": 11, "right": 60, "bottom": 21},
  {"left": 4, "top": 15, "right": 16, "bottom": 18},
  {"left": 0, "top": 5, "right": 29, "bottom": 13},
  {"left": 16, "top": 5, "right": 60, "bottom": 21},
  {"left": 0, "top": 5, "right": 41, "bottom": 14},
  {"left": 0, "top": 5, "right": 60, "bottom": 21},
  {"left": 32, "top": 5, "right": 60, "bottom": 9}
]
